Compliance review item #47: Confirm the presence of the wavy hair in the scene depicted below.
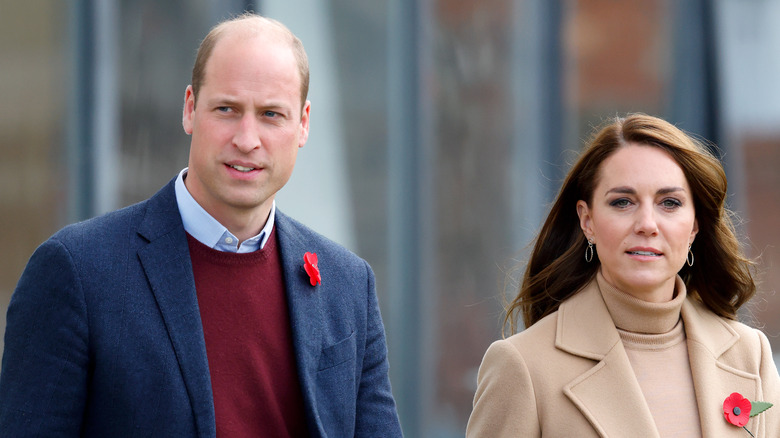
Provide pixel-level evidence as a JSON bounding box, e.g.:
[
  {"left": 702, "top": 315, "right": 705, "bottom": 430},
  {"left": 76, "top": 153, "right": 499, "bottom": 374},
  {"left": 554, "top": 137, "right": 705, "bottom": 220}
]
[{"left": 504, "top": 113, "right": 755, "bottom": 334}]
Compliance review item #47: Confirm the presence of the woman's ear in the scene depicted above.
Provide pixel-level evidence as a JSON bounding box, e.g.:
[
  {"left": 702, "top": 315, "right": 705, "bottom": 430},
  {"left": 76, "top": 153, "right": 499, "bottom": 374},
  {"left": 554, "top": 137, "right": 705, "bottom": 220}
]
[
  {"left": 576, "top": 200, "right": 594, "bottom": 241},
  {"left": 690, "top": 217, "right": 699, "bottom": 245}
]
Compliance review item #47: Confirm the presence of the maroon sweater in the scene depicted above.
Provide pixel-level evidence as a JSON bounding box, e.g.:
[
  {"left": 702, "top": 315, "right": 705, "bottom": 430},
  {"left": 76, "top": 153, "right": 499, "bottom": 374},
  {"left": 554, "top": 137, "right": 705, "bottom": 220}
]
[{"left": 187, "top": 230, "right": 308, "bottom": 437}]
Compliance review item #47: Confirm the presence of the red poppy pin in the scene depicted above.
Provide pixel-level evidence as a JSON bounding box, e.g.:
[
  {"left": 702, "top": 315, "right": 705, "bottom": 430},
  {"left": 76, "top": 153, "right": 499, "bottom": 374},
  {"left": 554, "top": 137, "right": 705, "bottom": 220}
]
[
  {"left": 303, "top": 252, "right": 321, "bottom": 286},
  {"left": 723, "top": 392, "right": 773, "bottom": 436}
]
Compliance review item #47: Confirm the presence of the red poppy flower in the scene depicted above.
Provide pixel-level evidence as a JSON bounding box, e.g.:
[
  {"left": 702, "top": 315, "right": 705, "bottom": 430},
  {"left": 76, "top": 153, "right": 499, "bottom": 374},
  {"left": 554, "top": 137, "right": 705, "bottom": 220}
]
[
  {"left": 303, "top": 252, "right": 321, "bottom": 286},
  {"left": 723, "top": 392, "right": 752, "bottom": 427}
]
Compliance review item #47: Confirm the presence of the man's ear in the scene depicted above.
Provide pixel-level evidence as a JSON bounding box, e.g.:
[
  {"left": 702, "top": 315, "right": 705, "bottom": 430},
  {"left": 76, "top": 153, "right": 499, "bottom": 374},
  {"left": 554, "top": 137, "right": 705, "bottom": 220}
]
[
  {"left": 182, "top": 85, "right": 195, "bottom": 135},
  {"left": 576, "top": 200, "right": 594, "bottom": 241},
  {"left": 298, "top": 100, "right": 311, "bottom": 148}
]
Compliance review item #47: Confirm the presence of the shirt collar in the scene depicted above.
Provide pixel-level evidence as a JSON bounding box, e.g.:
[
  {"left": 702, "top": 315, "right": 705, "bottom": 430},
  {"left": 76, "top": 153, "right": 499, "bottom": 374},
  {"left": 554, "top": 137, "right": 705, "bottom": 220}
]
[{"left": 174, "top": 168, "right": 275, "bottom": 253}]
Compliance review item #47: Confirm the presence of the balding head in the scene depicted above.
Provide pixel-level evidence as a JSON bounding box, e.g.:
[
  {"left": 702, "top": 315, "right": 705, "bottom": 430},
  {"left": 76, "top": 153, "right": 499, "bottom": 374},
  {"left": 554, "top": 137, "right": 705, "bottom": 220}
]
[{"left": 190, "top": 13, "right": 310, "bottom": 109}]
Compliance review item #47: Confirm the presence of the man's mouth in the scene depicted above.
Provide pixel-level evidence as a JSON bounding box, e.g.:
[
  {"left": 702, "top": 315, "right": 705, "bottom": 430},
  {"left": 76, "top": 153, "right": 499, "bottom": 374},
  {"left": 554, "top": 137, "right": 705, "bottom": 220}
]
[{"left": 228, "top": 164, "right": 256, "bottom": 172}]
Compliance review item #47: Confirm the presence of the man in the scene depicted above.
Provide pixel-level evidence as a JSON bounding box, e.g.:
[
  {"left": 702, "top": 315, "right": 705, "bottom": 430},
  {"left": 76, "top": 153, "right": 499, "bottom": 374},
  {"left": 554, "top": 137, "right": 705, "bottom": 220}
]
[{"left": 0, "top": 14, "right": 402, "bottom": 437}]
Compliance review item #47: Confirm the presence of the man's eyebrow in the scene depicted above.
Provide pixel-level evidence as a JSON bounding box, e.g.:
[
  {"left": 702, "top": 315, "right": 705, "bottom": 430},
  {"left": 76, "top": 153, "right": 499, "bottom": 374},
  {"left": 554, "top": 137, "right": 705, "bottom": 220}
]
[
  {"left": 209, "top": 97, "right": 291, "bottom": 110},
  {"left": 207, "top": 95, "right": 239, "bottom": 105}
]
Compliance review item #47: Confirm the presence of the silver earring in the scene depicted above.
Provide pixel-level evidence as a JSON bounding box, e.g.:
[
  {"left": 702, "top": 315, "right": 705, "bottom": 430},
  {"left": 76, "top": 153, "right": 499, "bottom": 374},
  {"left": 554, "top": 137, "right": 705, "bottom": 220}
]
[
  {"left": 687, "top": 245, "right": 694, "bottom": 267},
  {"left": 585, "top": 239, "right": 594, "bottom": 263}
]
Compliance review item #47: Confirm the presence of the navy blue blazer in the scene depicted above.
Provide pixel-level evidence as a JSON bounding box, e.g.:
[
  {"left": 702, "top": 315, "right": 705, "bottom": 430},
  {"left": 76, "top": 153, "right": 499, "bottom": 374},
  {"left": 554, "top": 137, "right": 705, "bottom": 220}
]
[{"left": 0, "top": 179, "right": 402, "bottom": 437}]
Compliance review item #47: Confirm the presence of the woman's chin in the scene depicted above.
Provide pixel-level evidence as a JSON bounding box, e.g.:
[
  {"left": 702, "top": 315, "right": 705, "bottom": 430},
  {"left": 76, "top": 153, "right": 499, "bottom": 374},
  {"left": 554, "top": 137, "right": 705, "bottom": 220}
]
[{"left": 604, "top": 271, "right": 678, "bottom": 302}]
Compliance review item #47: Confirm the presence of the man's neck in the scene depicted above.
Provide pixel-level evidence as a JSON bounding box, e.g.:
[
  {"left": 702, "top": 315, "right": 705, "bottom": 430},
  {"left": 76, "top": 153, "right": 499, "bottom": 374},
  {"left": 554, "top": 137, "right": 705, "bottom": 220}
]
[{"left": 207, "top": 202, "right": 273, "bottom": 245}]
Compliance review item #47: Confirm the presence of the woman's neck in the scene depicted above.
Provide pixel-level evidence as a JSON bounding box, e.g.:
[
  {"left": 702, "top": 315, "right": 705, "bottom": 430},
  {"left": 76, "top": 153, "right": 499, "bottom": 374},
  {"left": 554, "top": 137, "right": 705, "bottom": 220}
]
[{"left": 597, "top": 271, "right": 686, "bottom": 334}]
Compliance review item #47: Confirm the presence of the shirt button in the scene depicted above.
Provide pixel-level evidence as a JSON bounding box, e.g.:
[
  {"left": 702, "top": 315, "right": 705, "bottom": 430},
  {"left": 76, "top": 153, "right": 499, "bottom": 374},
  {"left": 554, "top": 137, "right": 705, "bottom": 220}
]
[{"left": 225, "top": 237, "right": 234, "bottom": 244}]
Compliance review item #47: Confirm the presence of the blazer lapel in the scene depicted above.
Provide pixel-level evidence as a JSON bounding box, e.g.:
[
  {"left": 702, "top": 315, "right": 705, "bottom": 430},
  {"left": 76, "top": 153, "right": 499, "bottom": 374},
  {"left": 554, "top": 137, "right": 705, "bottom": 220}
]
[
  {"left": 682, "top": 300, "right": 761, "bottom": 436},
  {"left": 274, "top": 212, "right": 325, "bottom": 435},
  {"left": 558, "top": 282, "right": 660, "bottom": 438},
  {"left": 137, "top": 181, "right": 216, "bottom": 438}
]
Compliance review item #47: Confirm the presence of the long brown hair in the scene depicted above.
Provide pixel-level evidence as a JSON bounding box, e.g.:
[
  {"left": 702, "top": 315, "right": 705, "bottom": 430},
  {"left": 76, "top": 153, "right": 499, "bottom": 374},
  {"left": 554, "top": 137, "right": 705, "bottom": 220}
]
[{"left": 504, "top": 113, "right": 755, "bottom": 334}]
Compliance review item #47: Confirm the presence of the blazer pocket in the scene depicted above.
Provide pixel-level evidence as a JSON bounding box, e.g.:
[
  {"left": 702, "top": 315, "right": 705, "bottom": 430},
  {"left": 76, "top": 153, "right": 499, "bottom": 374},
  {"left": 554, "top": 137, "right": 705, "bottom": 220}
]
[{"left": 318, "top": 331, "right": 356, "bottom": 371}]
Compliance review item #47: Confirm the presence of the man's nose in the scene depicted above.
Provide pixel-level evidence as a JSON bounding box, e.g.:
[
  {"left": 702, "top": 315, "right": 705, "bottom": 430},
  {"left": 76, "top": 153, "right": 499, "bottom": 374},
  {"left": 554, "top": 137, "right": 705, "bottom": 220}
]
[{"left": 233, "top": 115, "right": 261, "bottom": 153}]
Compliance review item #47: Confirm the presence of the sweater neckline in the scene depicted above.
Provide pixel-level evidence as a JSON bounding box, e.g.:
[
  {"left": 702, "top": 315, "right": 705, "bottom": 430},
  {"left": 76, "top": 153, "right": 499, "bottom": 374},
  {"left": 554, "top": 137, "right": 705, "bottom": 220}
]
[
  {"left": 597, "top": 271, "right": 686, "bottom": 335},
  {"left": 185, "top": 231, "right": 276, "bottom": 265},
  {"left": 617, "top": 319, "right": 685, "bottom": 351}
]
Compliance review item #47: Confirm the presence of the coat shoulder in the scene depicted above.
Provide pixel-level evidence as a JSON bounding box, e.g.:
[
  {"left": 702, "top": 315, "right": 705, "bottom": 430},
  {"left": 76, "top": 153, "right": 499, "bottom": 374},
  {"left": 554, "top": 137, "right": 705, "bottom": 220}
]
[
  {"left": 50, "top": 179, "right": 177, "bottom": 247},
  {"left": 685, "top": 298, "right": 775, "bottom": 374},
  {"left": 53, "top": 201, "right": 148, "bottom": 243},
  {"left": 275, "top": 210, "right": 367, "bottom": 269},
  {"left": 503, "top": 310, "right": 560, "bottom": 351},
  {"left": 31, "top": 180, "right": 181, "bottom": 278},
  {"left": 496, "top": 310, "right": 573, "bottom": 374},
  {"left": 721, "top": 317, "right": 774, "bottom": 366}
]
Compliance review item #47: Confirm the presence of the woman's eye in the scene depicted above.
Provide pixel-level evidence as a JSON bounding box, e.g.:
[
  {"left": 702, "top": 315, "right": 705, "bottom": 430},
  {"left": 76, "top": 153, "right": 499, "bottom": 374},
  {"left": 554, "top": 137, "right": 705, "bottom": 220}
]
[
  {"left": 610, "top": 198, "right": 631, "bottom": 208},
  {"left": 661, "top": 199, "right": 682, "bottom": 209}
]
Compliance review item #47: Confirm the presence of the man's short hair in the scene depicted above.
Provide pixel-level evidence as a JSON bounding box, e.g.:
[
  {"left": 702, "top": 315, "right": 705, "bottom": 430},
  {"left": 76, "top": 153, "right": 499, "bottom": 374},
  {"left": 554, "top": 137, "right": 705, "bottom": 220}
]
[{"left": 190, "top": 13, "right": 310, "bottom": 109}]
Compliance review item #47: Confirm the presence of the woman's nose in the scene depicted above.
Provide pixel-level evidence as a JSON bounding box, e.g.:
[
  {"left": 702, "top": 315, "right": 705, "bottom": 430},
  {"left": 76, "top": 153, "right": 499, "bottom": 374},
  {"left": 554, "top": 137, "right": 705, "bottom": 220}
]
[{"left": 634, "top": 204, "right": 659, "bottom": 235}]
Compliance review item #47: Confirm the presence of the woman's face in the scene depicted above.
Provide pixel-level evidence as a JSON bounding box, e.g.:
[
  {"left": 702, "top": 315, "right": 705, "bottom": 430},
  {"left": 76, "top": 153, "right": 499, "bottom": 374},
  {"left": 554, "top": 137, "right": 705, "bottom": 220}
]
[{"left": 576, "top": 144, "right": 698, "bottom": 302}]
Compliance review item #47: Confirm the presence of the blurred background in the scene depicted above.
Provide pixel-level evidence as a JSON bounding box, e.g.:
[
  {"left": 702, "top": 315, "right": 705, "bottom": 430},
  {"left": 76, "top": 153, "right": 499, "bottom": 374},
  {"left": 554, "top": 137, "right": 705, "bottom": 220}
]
[{"left": 2, "top": 0, "right": 779, "bottom": 436}]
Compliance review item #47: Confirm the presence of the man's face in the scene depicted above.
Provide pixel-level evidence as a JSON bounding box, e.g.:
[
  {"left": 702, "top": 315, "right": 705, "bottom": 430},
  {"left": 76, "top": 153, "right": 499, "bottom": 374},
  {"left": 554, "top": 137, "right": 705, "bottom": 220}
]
[{"left": 182, "top": 32, "right": 310, "bottom": 229}]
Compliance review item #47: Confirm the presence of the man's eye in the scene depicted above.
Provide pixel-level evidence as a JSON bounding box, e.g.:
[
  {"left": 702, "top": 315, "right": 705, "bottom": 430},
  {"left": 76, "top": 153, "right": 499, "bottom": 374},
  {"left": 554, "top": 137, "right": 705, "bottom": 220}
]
[{"left": 264, "top": 111, "right": 278, "bottom": 117}]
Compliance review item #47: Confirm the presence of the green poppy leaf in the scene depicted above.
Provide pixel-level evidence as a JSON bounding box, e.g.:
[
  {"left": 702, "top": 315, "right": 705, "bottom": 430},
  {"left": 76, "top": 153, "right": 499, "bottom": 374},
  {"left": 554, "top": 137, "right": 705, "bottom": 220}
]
[{"left": 749, "top": 401, "right": 773, "bottom": 417}]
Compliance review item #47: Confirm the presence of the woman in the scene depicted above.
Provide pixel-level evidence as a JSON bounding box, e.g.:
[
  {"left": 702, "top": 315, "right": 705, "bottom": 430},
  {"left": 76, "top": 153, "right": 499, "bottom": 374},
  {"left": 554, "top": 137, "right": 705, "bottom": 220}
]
[{"left": 467, "top": 114, "right": 780, "bottom": 437}]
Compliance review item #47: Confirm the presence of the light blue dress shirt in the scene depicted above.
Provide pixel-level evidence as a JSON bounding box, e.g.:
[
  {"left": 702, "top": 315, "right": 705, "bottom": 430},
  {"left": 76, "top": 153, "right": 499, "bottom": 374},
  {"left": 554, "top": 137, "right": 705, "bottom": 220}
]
[{"left": 174, "top": 168, "right": 275, "bottom": 253}]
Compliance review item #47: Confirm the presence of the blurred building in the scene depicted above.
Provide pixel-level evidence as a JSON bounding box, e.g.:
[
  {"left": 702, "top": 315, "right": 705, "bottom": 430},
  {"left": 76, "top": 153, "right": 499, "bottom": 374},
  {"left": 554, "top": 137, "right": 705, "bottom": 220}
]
[{"left": 1, "top": 0, "right": 779, "bottom": 436}]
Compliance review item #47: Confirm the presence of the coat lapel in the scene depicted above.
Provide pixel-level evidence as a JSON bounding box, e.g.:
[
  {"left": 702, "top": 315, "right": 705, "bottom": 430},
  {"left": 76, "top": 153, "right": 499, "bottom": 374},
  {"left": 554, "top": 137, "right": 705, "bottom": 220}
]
[
  {"left": 274, "top": 212, "right": 325, "bottom": 436},
  {"left": 557, "top": 282, "right": 660, "bottom": 437},
  {"left": 136, "top": 181, "right": 216, "bottom": 438},
  {"left": 682, "top": 300, "right": 761, "bottom": 436},
  {"left": 557, "top": 279, "right": 764, "bottom": 437}
]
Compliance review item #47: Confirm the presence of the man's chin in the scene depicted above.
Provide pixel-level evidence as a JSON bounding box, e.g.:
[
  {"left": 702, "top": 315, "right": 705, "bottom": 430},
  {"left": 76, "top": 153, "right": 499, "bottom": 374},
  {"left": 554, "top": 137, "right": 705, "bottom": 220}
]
[{"left": 224, "top": 194, "right": 274, "bottom": 213}]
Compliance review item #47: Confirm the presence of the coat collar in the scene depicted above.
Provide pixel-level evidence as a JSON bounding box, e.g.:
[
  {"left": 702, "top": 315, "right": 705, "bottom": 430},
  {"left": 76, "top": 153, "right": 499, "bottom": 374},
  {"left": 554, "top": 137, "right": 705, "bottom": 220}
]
[
  {"left": 556, "top": 277, "right": 755, "bottom": 437},
  {"left": 557, "top": 280, "right": 660, "bottom": 437},
  {"left": 682, "top": 298, "right": 760, "bottom": 436},
  {"left": 273, "top": 210, "right": 328, "bottom": 437},
  {"left": 136, "top": 179, "right": 216, "bottom": 438}
]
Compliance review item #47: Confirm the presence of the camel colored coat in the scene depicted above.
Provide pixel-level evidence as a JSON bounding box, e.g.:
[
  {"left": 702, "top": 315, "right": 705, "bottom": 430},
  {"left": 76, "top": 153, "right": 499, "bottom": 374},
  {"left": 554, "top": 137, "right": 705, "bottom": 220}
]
[{"left": 467, "top": 280, "right": 780, "bottom": 437}]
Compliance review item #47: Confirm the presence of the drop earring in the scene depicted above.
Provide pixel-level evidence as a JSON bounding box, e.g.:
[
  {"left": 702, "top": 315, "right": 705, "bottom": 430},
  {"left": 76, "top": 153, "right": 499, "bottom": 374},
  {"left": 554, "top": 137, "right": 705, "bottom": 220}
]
[{"left": 585, "top": 239, "right": 594, "bottom": 263}]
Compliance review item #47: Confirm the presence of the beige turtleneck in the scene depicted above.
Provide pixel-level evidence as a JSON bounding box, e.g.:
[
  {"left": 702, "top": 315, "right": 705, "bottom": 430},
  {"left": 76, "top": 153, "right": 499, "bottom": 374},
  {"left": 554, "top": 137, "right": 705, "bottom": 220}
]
[{"left": 597, "top": 272, "right": 703, "bottom": 437}]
